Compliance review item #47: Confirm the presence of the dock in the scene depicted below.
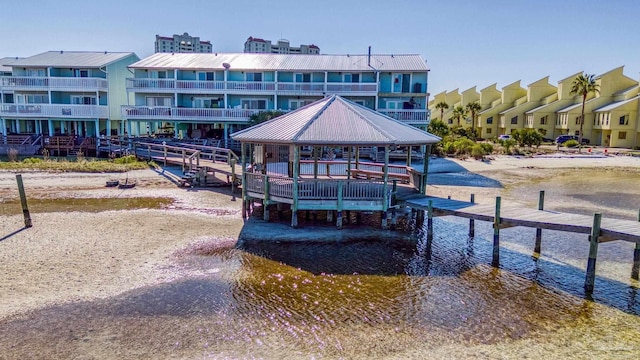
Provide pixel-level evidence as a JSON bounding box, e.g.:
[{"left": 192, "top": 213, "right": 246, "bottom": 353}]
[{"left": 402, "top": 191, "right": 640, "bottom": 293}]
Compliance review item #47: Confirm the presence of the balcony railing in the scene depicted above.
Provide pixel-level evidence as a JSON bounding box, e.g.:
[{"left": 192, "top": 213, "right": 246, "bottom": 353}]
[
  {"left": 121, "top": 106, "right": 262, "bottom": 122},
  {"left": 1, "top": 76, "right": 108, "bottom": 91},
  {"left": 125, "top": 78, "right": 379, "bottom": 94},
  {"left": 378, "top": 109, "right": 430, "bottom": 124},
  {"left": 326, "top": 83, "right": 378, "bottom": 93},
  {"left": 277, "top": 83, "right": 326, "bottom": 92},
  {"left": 0, "top": 104, "right": 109, "bottom": 118}
]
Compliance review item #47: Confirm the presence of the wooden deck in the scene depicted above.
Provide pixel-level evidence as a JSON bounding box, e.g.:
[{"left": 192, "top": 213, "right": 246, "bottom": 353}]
[{"left": 404, "top": 196, "right": 640, "bottom": 244}]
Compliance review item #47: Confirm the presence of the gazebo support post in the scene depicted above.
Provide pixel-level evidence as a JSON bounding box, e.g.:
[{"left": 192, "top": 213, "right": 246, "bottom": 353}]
[
  {"left": 313, "top": 146, "right": 319, "bottom": 179},
  {"left": 241, "top": 143, "right": 248, "bottom": 220},
  {"left": 421, "top": 145, "right": 431, "bottom": 194},
  {"left": 347, "top": 146, "right": 352, "bottom": 179},
  {"left": 355, "top": 147, "right": 360, "bottom": 171},
  {"left": 382, "top": 145, "right": 390, "bottom": 229},
  {"left": 406, "top": 146, "right": 412, "bottom": 168},
  {"left": 291, "top": 145, "right": 300, "bottom": 228}
]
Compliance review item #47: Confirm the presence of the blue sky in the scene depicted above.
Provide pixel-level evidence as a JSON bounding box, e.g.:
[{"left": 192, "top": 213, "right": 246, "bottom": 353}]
[{"left": 1, "top": 0, "right": 638, "bottom": 95}]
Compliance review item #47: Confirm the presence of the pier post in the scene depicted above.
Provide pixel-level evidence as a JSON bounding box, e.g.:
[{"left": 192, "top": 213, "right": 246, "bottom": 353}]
[
  {"left": 391, "top": 208, "right": 397, "bottom": 230},
  {"left": 381, "top": 211, "right": 388, "bottom": 230},
  {"left": 584, "top": 213, "right": 602, "bottom": 293},
  {"left": 262, "top": 176, "right": 270, "bottom": 221},
  {"left": 632, "top": 209, "right": 640, "bottom": 280},
  {"left": 492, "top": 196, "right": 501, "bottom": 267},
  {"left": 336, "top": 181, "right": 344, "bottom": 229},
  {"left": 535, "top": 190, "right": 545, "bottom": 254},
  {"left": 16, "top": 174, "right": 32, "bottom": 228},
  {"left": 327, "top": 210, "right": 333, "bottom": 223},
  {"left": 277, "top": 203, "right": 284, "bottom": 220},
  {"left": 427, "top": 200, "right": 433, "bottom": 240},
  {"left": 468, "top": 194, "right": 475, "bottom": 237}
]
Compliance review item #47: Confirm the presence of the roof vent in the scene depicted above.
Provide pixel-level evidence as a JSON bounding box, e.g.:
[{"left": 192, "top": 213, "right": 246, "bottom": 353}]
[{"left": 222, "top": 63, "right": 231, "bottom": 69}]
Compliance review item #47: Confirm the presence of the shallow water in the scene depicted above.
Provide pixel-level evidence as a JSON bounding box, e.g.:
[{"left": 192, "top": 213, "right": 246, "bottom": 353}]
[
  {"left": 0, "top": 196, "right": 174, "bottom": 215},
  {"left": 1, "top": 169, "right": 640, "bottom": 358}
]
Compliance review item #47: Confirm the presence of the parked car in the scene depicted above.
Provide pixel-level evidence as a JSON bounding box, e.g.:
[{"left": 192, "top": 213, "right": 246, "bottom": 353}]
[
  {"left": 498, "top": 134, "right": 512, "bottom": 141},
  {"left": 555, "top": 135, "right": 590, "bottom": 145}
]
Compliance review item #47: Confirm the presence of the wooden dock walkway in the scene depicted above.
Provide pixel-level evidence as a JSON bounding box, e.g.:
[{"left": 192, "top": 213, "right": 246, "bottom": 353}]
[
  {"left": 405, "top": 196, "right": 640, "bottom": 244},
  {"left": 401, "top": 192, "right": 640, "bottom": 293}
]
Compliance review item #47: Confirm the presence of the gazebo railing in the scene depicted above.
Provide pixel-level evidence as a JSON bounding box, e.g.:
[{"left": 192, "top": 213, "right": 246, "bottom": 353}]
[{"left": 245, "top": 173, "right": 388, "bottom": 201}]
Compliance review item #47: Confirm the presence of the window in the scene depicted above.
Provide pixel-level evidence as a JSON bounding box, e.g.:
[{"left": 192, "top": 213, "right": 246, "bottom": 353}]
[
  {"left": 71, "top": 96, "right": 96, "bottom": 105},
  {"left": 246, "top": 72, "right": 263, "bottom": 82},
  {"left": 197, "top": 72, "right": 215, "bottom": 81},
  {"left": 73, "top": 69, "right": 89, "bottom": 77},
  {"left": 146, "top": 96, "right": 172, "bottom": 106},
  {"left": 353, "top": 100, "right": 366, "bottom": 106},
  {"left": 619, "top": 115, "right": 629, "bottom": 125},
  {"left": 17, "top": 94, "right": 47, "bottom": 104},
  {"left": 618, "top": 131, "right": 627, "bottom": 140},
  {"left": 575, "top": 116, "right": 583, "bottom": 125},
  {"left": 540, "top": 115, "right": 547, "bottom": 125},
  {"left": 486, "top": 116, "right": 493, "bottom": 124},
  {"left": 241, "top": 99, "right": 267, "bottom": 109},
  {"left": 510, "top": 116, "right": 518, "bottom": 125},
  {"left": 344, "top": 73, "right": 360, "bottom": 83},
  {"left": 150, "top": 71, "right": 169, "bottom": 79},
  {"left": 26, "top": 68, "right": 46, "bottom": 77},
  {"left": 289, "top": 99, "right": 313, "bottom": 110},
  {"left": 193, "top": 97, "right": 219, "bottom": 108},
  {"left": 486, "top": 128, "right": 492, "bottom": 134},
  {"left": 294, "top": 73, "right": 311, "bottom": 82}
]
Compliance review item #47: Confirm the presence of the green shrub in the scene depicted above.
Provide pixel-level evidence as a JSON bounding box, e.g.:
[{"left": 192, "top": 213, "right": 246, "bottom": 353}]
[
  {"left": 471, "top": 144, "right": 489, "bottom": 159},
  {"left": 22, "top": 157, "right": 43, "bottom": 164},
  {"left": 564, "top": 139, "right": 579, "bottom": 148},
  {"left": 480, "top": 143, "right": 494, "bottom": 154},
  {"left": 453, "top": 138, "right": 475, "bottom": 155},
  {"left": 442, "top": 141, "right": 456, "bottom": 155},
  {"left": 501, "top": 139, "right": 517, "bottom": 154},
  {"left": 113, "top": 155, "right": 137, "bottom": 164}
]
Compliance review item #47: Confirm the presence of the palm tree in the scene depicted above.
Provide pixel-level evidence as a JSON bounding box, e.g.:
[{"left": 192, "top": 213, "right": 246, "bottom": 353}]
[
  {"left": 570, "top": 74, "right": 600, "bottom": 152},
  {"left": 465, "top": 101, "right": 482, "bottom": 138},
  {"left": 434, "top": 101, "right": 449, "bottom": 122},
  {"left": 451, "top": 105, "right": 467, "bottom": 127}
]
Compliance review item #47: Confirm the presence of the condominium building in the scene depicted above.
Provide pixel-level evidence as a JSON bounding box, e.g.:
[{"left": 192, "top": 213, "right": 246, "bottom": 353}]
[
  {"left": 429, "top": 67, "right": 640, "bottom": 147},
  {"left": 244, "top": 37, "right": 320, "bottom": 54},
  {"left": 0, "top": 51, "right": 139, "bottom": 139},
  {"left": 155, "top": 33, "right": 212, "bottom": 53},
  {"left": 121, "top": 52, "right": 430, "bottom": 145}
]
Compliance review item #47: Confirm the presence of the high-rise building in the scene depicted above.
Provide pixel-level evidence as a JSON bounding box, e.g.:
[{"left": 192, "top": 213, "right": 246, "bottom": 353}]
[
  {"left": 244, "top": 37, "right": 319, "bottom": 54},
  {"left": 155, "top": 33, "right": 212, "bottom": 53}
]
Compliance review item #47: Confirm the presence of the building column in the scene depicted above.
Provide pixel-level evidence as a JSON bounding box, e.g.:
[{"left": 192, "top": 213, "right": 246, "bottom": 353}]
[
  {"left": 374, "top": 72, "right": 380, "bottom": 110},
  {"left": 15, "top": 120, "right": 21, "bottom": 134},
  {"left": 1, "top": 118, "right": 6, "bottom": 137},
  {"left": 106, "top": 119, "right": 111, "bottom": 137},
  {"left": 223, "top": 123, "right": 228, "bottom": 148},
  {"left": 48, "top": 119, "right": 54, "bottom": 136}
]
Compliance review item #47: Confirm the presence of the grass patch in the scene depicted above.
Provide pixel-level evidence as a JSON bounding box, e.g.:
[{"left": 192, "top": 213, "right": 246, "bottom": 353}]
[{"left": 0, "top": 155, "right": 153, "bottom": 173}]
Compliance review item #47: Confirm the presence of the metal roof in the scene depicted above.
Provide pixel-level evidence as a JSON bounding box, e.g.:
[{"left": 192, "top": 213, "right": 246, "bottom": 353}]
[
  {"left": 0, "top": 57, "right": 21, "bottom": 72},
  {"left": 129, "top": 53, "right": 429, "bottom": 72},
  {"left": 232, "top": 95, "right": 440, "bottom": 146},
  {"left": 8, "top": 51, "right": 138, "bottom": 68},
  {"left": 556, "top": 98, "right": 597, "bottom": 113},
  {"left": 594, "top": 96, "right": 639, "bottom": 112}
]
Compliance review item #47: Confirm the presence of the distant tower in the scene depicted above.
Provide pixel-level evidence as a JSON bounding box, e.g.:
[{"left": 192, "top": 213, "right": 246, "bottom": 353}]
[
  {"left": 155, "top": 33, "right": 213, "bottom": 53},
  {"left": 244, "top": 36, "right": 319, "bottom": 54}
]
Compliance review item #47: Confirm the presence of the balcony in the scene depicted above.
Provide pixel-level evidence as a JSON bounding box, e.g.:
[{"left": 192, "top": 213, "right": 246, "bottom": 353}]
[
  {"left": 1, "top": 104, "right": 109, "bottom": 118},
  {"left": 1, "top": 76, "right": 108, "bottom": 91},
  {"left": 121, "top": 106, "right": 263, "bottom": 122},
  {"left": 277, "top": 83, "right": 326, "bottom": 94},
  {"left": 378, "top": 109, "right": 430, "bottom": 125},
  {"left": 326, "top": 83, "right": 378, "bottom": 94},
  {"left": 125, "top": 78, "right": 378, "bottom": 95}
]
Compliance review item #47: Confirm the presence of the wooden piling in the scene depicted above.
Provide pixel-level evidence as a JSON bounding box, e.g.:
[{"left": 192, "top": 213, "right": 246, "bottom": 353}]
[
  {"left": 262, "top": 176, "right": 270, "bottom": 221},
  {"left": 468, "top": 194, "right": 475, "bottom": 237},
  {"left": 584, "top": 213, "right": 602, "bottom": 293},
  {"left": 327, "top": 210, "right": 334, "bottom": 223},
  {"left": 535, "top": 190, "right": 545, "bottom": 254},
  {"left": 632, "top": 209, "right": 640, "bottom": 280},
  {"left": 427, "top": 200, "right": 433, "bottom": 239},
  {"left": 492, "top": 196, "right": 501, "bottom": 267},
  {"left": 16, "top": 174, "right": 32, "bottom": 228}
]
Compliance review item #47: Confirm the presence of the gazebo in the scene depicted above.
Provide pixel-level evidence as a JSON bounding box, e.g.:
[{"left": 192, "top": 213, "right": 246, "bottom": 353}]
[{"left": 231, "top": 95, "right": 441, "bottom": 229}]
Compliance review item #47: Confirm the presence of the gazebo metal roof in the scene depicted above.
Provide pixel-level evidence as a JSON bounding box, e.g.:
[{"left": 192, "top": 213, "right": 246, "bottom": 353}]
[{"left": 231, "top": 95, "right": 441, "bottom": 146}]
